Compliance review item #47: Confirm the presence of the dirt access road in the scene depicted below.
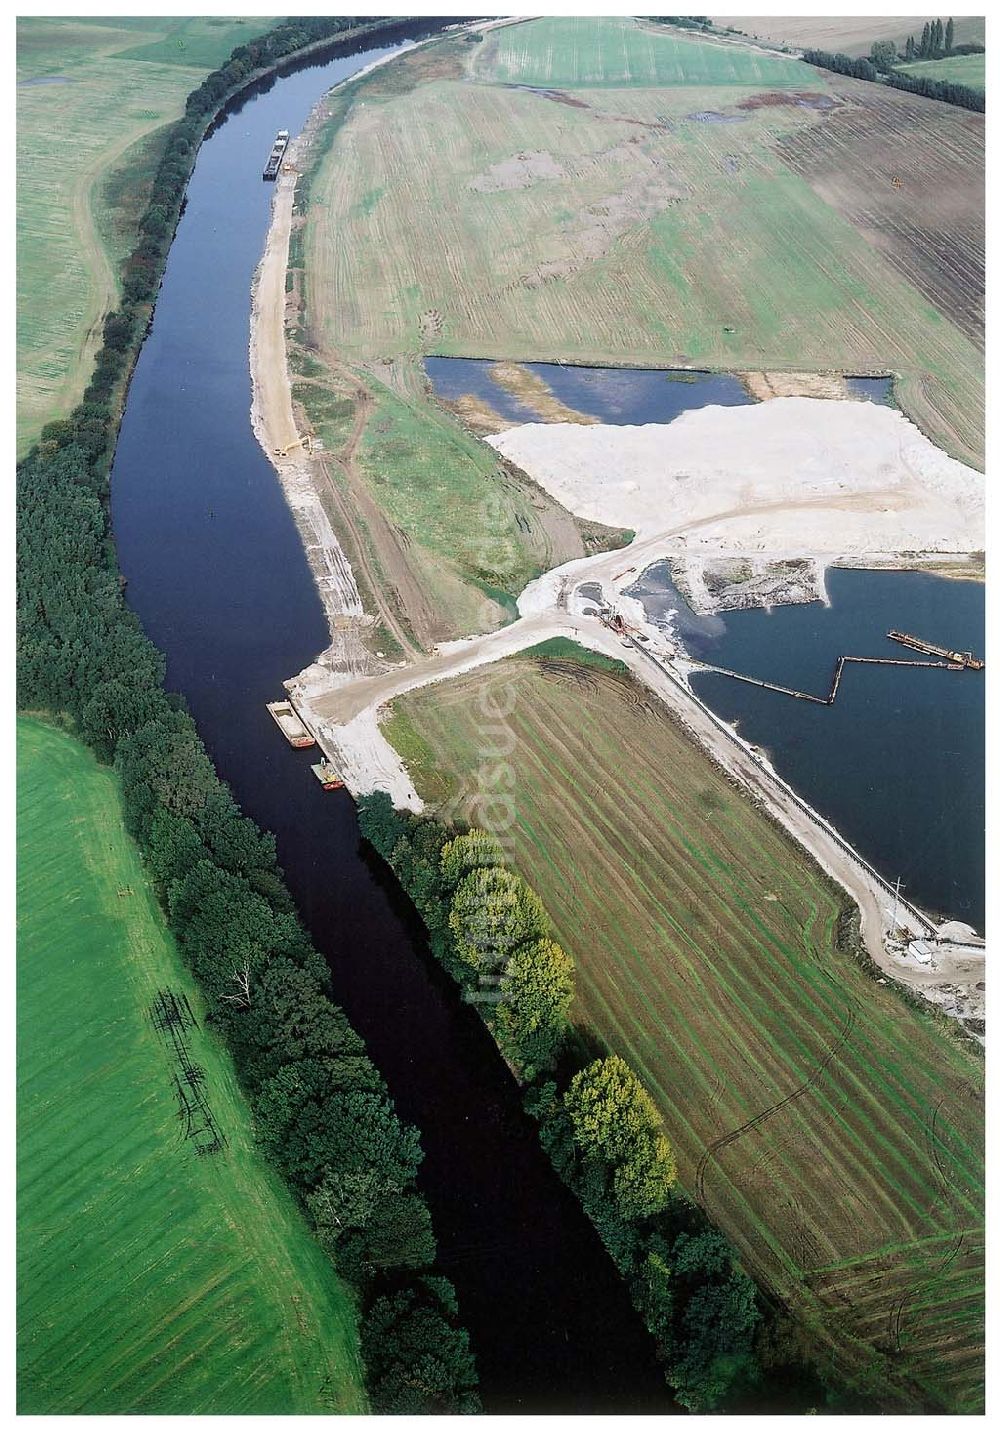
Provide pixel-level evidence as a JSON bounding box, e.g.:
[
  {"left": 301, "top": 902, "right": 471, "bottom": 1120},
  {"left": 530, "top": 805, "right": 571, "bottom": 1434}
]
[
  {"left": 252, "top": 106, "right": 464, "bottom": 660},
  {"left": 251, "top": 120, "right": 421, "bottom": 675}
]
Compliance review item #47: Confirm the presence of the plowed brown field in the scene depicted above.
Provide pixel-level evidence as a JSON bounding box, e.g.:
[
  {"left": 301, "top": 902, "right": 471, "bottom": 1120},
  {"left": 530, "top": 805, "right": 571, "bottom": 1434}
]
[
  {"left": 776, "top": 78, "right": 984, "bottom": 346},
  {"left": 390, "top": 657, "right": 985, "bottom": 1412}
]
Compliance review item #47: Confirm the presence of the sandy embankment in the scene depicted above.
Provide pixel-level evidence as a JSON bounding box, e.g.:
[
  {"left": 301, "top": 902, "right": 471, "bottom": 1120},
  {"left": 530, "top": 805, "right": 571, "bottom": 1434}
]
[
  {"left": 249, "top": 130, "right": 365, "bottom": 631},
  {"left": 248, "top": 65, "right": 420, "bottom": 805},
  {"left": 248, "top": 36, "right": 440, "bottom": 610}
]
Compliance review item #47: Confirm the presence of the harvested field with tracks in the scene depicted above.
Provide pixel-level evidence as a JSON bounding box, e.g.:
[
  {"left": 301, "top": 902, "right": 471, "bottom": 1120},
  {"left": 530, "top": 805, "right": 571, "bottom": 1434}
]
[
  {"left": 388, "top": 659, "right": 985, "bottom": 1412},
  {"left": 300, "top": 18, "right": 983, "bottom": 465},
  {"left": 17, "top": 720, "right": 365, "bottom": 1415},
  {"left": 775, "top": 78, "right": 984, "bottom": 347},
  {"left": 710, "top": 16, "right": 985, "bottom": 57}
]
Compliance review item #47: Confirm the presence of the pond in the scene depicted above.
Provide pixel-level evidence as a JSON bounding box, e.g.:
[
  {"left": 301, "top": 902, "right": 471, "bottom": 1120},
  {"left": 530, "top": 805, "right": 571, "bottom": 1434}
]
[
  {"left": 426, "top": 356, "right": 893, "bottom": 427},
  {"left": 425, "top": 355, "right": 750, "bottom": 425}
]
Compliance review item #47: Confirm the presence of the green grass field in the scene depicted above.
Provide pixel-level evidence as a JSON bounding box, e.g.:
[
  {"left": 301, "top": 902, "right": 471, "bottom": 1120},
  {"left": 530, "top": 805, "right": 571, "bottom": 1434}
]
[
  {"left": 17, "top": 719, "right": 367, "bottom": 1415},
  {"left": 302, "top": 24, "right": 982, "bottom": 467},
  {"left": 474, "top": 16, "right": 809, "bottom": 88},
  {"left": 286, "top": 348, "right": 620, "bottom": 646},
  {"left": 354, "top": 379, "right": 585, "bottom": 628},
  {"left": 388, "top": 660, "right": 985, "bottom": 1412},
  {"left": 16, "top": 16, "right": 272, "bottom": 455},
  {"left": 897, "top": 53, "right": 986, "bottom": 90}
]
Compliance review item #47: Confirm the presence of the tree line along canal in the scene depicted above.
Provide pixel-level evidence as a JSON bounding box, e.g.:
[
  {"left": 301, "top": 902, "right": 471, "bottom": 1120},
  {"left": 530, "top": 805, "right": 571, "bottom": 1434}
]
[{"left": 108, "top": 23, "right": 673, "bottom": 1415}]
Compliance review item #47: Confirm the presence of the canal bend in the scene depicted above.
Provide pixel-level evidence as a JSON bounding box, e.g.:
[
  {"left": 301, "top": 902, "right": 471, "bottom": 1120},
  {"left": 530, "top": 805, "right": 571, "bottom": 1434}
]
[{"left": 109, "top": 24, "right": 671, "bottom": 1415}]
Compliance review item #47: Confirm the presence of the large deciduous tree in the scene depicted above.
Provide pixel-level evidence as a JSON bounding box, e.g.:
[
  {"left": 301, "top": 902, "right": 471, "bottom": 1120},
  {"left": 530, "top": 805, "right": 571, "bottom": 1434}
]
[
  {"left": 564, "top": 1055, "right": 677, "bottom": 1216},
  {"left": 495, "top": 936, "right": 574, "bottom": 1074},
  {"left": 439, "top": 829, "right": 505, "bottom": 891},
  {"left": 448, "top": 866, "right": 548, "bottom": 972}
]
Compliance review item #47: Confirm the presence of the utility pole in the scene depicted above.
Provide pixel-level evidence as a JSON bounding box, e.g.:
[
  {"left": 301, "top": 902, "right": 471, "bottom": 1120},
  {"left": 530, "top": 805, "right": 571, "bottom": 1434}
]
[{"left": 890, "top": 877, "right": 904, "bottom": 936}]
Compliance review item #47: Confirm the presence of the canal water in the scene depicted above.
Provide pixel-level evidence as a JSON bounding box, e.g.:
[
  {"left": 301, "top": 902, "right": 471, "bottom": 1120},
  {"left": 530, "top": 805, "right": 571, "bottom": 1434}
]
[
  {"left": 109, "top": 24, "right": 671, "bottom": 1415},
  {"left": 630, "top": 564, "right": 985, "bottom": 931}
]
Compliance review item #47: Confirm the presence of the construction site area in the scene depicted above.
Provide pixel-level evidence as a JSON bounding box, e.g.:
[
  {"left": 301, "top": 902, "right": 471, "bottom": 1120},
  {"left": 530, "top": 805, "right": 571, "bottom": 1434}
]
[{"left": 238, "top": 14, "right": 986, "bottom": 1413}]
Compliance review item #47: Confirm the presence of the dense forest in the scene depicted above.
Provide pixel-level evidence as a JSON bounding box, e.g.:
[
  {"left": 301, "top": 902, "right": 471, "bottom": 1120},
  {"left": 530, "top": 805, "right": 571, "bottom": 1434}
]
[
  {"left": 358, "top": 795, "right": 847, "bottom": 1414},
  {"left": 16, "top": 17, "right": 480, "bottom": 1416}
]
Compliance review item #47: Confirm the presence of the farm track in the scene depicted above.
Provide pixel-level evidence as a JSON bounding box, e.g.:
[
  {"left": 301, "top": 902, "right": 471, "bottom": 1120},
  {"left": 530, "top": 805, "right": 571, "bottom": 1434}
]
[
  {"left": 16, "top": 16, "right": 274, "bottom": 454},
  {"left": 694, "top": 1003, "right": 858, "bottom": 1206},
  {"left": 305, "top": 372, "right": 428, "bottom": 657},
  {"left": 391, "top": 660, "right": 985, "bottom": 1409},
  {"left": 16, "top": 51, "right": 201, "bottom": 452}
]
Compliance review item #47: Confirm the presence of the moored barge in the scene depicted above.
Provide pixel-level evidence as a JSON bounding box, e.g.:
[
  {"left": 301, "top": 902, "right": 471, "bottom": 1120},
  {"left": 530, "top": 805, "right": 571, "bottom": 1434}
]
[
  {"left": 262, "top": 129, "right": 289, "bottom": 180},
  {"left": 888, "top": 630, "right": 984, "bottom": 670},
  {"left": 266, "top": 699, "right": 315, "bottom": 747}
]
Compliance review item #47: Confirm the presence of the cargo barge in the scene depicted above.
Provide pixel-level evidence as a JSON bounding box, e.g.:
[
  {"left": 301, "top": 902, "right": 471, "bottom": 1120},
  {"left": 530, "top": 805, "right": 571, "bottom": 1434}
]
[
  {"left": 266, "top": 699, "right": 315, "bottom": 747},
  {"left": 262, "top": 129, "right": 289, "bottom": 181}
]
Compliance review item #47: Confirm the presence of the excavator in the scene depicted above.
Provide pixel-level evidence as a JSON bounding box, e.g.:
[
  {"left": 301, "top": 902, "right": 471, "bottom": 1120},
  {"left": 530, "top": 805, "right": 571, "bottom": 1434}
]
[
  {"left": 272, "top": 430, "right": 312, "bottom": 459},
  {"left": 599, "top": 608, "right": 650, "bottom": 648}
]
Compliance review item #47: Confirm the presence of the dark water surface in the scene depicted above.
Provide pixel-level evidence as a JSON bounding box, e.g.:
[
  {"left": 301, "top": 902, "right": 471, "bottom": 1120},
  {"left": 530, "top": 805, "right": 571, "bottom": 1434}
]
[
  {"left": 634, "top": 566, "right": 984, "bottom": 930},
  {"left": 426, "top": 357, "right": 893, "bottom": 427},
  {"left": 109, "top": 26, "right": 671, "bottom": 1415},
  {"left": 426, "top": 354, "right": 749, "bottom": 425},
  {"left": 845, "top": 375, "right": 893, "bottom": 405}
]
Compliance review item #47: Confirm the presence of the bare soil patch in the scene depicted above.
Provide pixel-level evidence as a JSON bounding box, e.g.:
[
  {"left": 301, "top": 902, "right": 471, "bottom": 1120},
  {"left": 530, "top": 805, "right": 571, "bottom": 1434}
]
[
  {"left": 737, "top": 89, "right": 838, "bottom": 111},
  {"left": 742, "top": 370, "right": 849, "bottom": 401},
  {"left": 470, "top": 149, "right": 565, "bottom": 192}
]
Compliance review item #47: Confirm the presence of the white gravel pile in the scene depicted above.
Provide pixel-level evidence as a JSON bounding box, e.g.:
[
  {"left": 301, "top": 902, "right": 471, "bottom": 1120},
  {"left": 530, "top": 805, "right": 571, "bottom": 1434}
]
[{"left": 486, "top": 397, "right": 983, "bottom": 558}]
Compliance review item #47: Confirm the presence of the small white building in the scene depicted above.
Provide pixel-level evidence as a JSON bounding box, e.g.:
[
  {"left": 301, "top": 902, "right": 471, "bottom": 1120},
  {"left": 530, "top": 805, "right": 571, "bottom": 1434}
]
[{"left": 908, "top": 939, "right": 935, "bottom": 965}]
